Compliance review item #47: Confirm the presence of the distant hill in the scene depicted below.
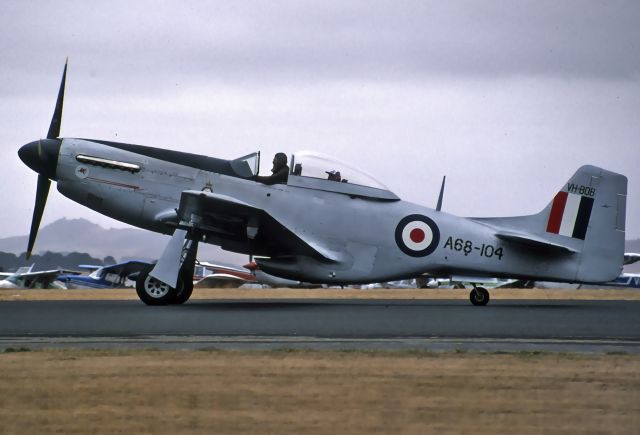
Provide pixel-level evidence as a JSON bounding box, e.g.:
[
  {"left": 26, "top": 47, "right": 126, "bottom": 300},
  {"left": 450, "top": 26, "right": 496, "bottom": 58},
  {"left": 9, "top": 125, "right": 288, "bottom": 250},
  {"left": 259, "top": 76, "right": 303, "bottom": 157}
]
[{"left": 0, "top": 218, "right": 247, "bottom": 266}]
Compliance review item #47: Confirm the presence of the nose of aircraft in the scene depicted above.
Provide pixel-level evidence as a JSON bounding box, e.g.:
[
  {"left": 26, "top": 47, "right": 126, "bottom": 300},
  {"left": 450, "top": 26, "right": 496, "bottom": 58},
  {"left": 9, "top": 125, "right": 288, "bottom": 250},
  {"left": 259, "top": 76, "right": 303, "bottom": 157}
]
[{"left": 18, "top": 139, "right": 61, "bottom": 180}]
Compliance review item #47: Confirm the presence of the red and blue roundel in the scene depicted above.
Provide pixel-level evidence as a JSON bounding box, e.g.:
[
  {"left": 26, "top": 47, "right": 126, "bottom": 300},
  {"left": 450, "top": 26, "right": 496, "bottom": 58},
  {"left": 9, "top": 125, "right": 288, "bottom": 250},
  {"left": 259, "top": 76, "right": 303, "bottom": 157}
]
[{"left": 395, "top": 214, "right": 440, "bottom": 257}]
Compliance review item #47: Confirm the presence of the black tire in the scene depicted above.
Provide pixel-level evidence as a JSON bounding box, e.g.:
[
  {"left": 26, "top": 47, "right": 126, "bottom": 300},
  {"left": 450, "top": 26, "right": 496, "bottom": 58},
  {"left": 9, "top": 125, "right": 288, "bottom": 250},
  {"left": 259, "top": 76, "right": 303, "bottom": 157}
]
[
  {"left": 469, "top": 287, "right": 490, "bottom": 306},
  {"left": 173, "top": 270, "right": 194, "bottom": 305},
  {"left": 136, "top": 267, "right": 178, "bottom": 306}
]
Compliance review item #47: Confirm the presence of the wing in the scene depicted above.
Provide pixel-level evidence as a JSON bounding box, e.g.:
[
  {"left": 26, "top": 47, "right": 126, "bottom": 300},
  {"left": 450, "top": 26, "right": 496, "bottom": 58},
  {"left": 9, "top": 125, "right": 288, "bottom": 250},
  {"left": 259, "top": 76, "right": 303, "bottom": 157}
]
[
  {"left": 624, "top": 253, "right": 640, "bottom": 265},
  {"left": 20, "top": 269, "right": 64, "bottom": 280},
  {"left": 77, "top": 265, "right": 102, "bottom": 271},
  {"left": 13, "top": 269, "right": 67, "bottom": 288},
  {"left": 101, "top": 260, "right": 153, "bottom": 278},
  {"left": 176, "top": 190, "right": 341, "bottom": 262}
]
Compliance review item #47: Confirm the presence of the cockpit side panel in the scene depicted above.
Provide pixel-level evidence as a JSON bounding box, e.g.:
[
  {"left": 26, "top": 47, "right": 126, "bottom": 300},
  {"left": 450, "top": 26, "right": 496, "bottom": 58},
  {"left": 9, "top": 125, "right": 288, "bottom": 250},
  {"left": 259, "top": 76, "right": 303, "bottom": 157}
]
[{"left": 286, "top": 175, "right": 400, "bottom": 201}]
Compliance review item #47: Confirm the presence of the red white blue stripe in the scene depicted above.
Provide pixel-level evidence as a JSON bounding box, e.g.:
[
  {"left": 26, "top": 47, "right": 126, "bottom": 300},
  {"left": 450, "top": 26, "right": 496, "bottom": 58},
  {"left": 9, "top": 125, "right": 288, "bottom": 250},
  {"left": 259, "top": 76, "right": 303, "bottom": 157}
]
[{"left": 546, "top": 191, "right": 594, "bottom": 240}]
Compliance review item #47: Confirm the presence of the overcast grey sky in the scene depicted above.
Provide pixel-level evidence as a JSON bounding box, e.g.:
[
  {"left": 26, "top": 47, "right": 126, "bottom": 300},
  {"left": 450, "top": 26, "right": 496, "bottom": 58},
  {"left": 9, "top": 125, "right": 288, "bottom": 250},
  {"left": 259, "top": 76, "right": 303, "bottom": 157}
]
[{"left": 1, "top": 0, "right": 639, "bottom": 240}]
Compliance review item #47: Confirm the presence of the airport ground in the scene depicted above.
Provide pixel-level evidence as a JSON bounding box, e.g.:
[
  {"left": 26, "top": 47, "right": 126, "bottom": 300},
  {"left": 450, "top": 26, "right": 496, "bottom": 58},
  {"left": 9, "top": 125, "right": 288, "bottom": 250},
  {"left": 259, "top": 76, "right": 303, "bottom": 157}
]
[
  {"left": 2, "top": 286, "right": 640, "bottom": 301},
  {"left": 1, "top": 287, "right": 639, "bottom": 433},
  {"left": 1, "top": 349, "right": 639, "bottom": 433}
]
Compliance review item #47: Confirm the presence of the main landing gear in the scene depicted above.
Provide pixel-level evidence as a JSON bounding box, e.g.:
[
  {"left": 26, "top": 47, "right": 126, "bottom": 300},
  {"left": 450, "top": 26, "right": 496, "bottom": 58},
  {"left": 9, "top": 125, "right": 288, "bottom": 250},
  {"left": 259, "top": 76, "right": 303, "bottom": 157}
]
[
  {"left": 135, "top": 232, "right": 198, "bottom": 306},
  {"left": 136, "top": 267, "right": 194, "bottom": 305},
  {"left": 469, "top": 285, "right": 490, "bottom": 306}
]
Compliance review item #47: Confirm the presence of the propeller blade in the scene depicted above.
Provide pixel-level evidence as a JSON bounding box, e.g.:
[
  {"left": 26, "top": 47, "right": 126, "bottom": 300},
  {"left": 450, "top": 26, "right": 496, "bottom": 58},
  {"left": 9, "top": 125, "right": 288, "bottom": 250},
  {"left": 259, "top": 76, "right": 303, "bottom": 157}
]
[
  {"left": 46, "top": 58, "right": 68, "bottom": 139},
  {"left": 26, "top": 174, "right": 51, "bottom": 259},
  {"left": 436, "top": 175, "right": 446, "bottom": 212}
]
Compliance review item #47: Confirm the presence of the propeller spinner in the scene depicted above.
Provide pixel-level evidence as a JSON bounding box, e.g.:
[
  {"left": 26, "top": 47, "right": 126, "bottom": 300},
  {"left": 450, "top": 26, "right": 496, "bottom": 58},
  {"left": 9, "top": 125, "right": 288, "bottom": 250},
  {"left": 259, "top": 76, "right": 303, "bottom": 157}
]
[{"left": 17, "top": 60, "right": 67, "bottom": 258}]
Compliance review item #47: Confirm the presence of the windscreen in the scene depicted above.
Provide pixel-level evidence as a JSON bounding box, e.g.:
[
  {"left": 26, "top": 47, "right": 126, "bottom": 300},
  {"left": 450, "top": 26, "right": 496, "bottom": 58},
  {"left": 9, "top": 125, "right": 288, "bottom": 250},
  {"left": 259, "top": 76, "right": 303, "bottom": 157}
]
[{"left": 230, "top": 152, "right": 260, "bottom": 177}]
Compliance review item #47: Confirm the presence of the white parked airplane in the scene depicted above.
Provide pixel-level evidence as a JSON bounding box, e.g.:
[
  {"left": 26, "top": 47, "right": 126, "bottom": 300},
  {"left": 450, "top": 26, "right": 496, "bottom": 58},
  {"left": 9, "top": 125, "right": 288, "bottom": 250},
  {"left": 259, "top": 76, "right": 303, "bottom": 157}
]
[
  {"left": 0, "top": 264, "right": 70, "bottom": 289},
  {"left": 193, "top": 261, "right": 257, "bottom": 288}
]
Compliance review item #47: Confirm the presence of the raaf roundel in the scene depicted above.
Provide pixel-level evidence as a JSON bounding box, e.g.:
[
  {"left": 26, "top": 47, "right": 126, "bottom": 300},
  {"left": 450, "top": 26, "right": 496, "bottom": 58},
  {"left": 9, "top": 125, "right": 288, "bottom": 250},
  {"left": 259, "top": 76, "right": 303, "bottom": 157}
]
[{"left": 395, "top": 214, "right": 440, "bottom": 257}]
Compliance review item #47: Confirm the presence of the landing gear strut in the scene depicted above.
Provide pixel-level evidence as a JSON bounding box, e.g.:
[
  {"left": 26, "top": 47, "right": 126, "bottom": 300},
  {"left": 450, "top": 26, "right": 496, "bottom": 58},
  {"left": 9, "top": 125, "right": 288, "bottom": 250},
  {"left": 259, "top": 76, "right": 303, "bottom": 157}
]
[{"left": 469, "top": 286, "right": 490, "bottom": 306}]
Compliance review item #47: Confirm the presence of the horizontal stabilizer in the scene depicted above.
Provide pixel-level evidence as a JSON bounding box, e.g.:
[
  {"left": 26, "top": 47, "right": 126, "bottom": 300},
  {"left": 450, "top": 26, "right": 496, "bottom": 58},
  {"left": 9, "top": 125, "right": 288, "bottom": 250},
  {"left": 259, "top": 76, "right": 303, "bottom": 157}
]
[{"left": 495, "top": 231, "right": 578, "bottom": 254}]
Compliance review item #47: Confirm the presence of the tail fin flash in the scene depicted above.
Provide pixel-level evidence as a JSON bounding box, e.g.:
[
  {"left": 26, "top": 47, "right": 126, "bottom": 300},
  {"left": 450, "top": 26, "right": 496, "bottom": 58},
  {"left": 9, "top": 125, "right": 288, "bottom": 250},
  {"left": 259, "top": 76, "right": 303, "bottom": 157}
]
[
  {"left": 545, "top": 190, "right": 594, "bottom": 240},
  {"left": 547, "top": 165, "right": 627, "bottom": 282}
]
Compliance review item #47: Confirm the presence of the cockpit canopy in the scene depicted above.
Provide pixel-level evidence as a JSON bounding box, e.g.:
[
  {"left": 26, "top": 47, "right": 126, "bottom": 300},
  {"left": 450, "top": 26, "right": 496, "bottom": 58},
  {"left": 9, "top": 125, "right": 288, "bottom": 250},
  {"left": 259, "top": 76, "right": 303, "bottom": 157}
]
[
  {"left": 233, "top": 150, "right": 399, "bottom": 200},
  {"left": 289, "top": 151, "right": 390, "bottom": 191}
]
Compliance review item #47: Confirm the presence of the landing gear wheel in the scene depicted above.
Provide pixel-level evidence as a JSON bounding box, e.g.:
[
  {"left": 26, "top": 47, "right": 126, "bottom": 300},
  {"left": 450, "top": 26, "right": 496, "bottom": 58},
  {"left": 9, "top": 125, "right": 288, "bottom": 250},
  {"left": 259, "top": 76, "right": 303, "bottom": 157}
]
[
  {"left": 469, "top": 287, "right": 490, "bottom": 306},
  {"left": 173, "top": 270, "right": 194, "bottom": 305},
  {"left": 171, "top": 235, "right": 198, "bottom": 305},
  {"left": 136, "top": 267, "right": 178, "bottom": 306}
]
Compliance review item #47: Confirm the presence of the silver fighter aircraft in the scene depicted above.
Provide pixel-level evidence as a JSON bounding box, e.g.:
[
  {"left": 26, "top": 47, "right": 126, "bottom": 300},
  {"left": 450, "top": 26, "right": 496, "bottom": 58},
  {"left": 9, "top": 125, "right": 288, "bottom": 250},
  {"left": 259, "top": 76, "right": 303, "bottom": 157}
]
[{"left": 18, "top": 62, "right": 628, "bottom": 305}]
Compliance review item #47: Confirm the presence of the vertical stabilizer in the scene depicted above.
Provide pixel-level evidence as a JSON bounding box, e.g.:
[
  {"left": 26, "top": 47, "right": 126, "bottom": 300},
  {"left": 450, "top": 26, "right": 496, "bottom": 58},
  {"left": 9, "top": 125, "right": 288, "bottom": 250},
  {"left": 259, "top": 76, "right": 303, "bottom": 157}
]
[
  {"left": 545, "top": 165, "right": 627, "bottom": 282},
  {"left": 470, "top": 165, "right": 626, "bottom": 283}
]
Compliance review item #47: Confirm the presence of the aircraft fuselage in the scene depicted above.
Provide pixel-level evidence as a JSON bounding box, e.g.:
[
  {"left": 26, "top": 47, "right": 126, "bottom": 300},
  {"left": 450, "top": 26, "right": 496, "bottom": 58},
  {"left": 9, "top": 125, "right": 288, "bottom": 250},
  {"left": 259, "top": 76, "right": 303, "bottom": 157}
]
[{"left": 49, "top": 137, "right": 600, "bottom": 285}]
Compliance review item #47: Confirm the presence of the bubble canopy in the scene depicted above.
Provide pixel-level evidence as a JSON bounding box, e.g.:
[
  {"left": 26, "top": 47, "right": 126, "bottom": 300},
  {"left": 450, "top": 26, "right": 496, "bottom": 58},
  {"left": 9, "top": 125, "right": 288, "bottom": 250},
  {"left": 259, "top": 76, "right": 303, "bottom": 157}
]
[{"left": 290, "top": 151, "right": 389, "bottom": 191}]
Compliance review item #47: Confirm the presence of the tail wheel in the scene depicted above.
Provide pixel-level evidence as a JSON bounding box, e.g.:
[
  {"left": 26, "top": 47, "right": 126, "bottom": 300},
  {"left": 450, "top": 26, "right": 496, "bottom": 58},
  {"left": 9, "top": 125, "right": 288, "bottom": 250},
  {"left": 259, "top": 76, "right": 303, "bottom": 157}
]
[
  {"left": 136, "top": 267, "right": 179, "bottom": 306},
  {"left": 470, "top": 287, "right": 490, "bottom": 306}
]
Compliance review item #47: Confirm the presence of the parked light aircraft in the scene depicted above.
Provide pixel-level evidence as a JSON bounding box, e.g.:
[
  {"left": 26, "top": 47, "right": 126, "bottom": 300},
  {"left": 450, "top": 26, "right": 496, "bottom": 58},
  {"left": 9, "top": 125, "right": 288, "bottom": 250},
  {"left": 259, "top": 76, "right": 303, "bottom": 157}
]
[
  {"left": 244, "top": 261, "right": 322, "bottom": 288},
  {"left": 193, "top": 261, "right": 256, "bottom": 288},
  {"left": 624, "top": 253, "right": 640, "bottom": 266},
  {"left": 57, "top": 260, "right": 152, "bottom": 289},
  {"left": 18, "top": 62, "right": 628, "bottom": 305},
  {"left": 0, "top": 264, "right": 71, "bottom": 289},
  {"left": 602, "top": 273, "right": 640, "bottom": 288},
  {"left": 416, "top": 276, "right": 520, "bottom": 289}
]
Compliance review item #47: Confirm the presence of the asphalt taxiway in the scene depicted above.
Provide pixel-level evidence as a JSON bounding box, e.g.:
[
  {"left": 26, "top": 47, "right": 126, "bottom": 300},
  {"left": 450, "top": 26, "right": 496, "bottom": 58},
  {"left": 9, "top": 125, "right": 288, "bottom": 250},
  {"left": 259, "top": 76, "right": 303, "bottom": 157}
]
[{"left": 1, "top": 298, "right": 639, "bottom": 353}]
